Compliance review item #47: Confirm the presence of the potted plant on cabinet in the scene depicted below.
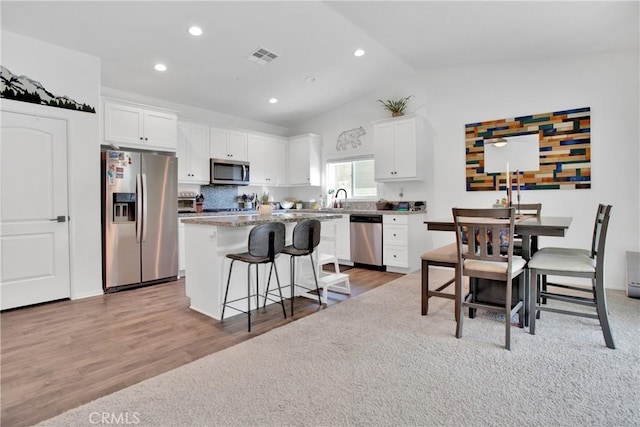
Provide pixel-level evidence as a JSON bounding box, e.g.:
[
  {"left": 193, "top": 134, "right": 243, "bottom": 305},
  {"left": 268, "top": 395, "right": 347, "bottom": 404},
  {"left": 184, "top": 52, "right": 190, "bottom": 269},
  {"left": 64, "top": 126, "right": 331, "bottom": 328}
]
[{"left": 377, "top": 95, "right": 413, "bottom": 117}]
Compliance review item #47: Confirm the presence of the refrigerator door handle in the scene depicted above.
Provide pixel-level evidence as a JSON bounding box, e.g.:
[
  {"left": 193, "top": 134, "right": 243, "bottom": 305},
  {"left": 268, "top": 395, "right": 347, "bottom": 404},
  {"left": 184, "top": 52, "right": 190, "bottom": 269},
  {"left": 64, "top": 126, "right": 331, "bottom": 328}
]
[
  {"left": 136, "top": 173, "right": 143, "bottom": 243},
  {"left": 141, "top": 173, "right": 148, "bottom": 242}
]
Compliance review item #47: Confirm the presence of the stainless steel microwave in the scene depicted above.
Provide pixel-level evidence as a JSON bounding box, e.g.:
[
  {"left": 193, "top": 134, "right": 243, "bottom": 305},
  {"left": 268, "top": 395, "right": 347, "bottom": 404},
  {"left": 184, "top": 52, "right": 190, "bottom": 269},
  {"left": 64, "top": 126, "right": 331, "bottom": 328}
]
[{"left": 210, "top": 158, "right": 250, "bottom": 185}]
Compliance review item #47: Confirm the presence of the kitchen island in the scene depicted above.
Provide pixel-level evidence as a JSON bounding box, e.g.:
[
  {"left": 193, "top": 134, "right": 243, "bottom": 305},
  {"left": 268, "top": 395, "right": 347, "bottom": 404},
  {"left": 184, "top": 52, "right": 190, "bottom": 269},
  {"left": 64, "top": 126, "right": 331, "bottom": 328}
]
[{"left": 181, "top": 212, "right": 343, "bottom": 320}]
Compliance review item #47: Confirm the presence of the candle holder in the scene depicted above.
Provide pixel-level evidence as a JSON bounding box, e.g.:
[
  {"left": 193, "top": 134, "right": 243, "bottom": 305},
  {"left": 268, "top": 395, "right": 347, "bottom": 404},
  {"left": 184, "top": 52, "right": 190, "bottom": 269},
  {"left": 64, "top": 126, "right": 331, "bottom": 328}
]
[
  {"left": 515, "top": 169, "right": 522, "bottom": 216},
  {"left": 507, "top": 172, "right": 513, "bottom": 208}
]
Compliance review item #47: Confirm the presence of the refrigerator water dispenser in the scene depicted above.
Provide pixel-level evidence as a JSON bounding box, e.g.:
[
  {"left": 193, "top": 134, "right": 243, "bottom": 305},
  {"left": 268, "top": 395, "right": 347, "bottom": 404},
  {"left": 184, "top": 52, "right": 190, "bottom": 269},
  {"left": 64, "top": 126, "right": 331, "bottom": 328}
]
[{"left": 113, "top": 192, "right": 136, "bottom": 223}]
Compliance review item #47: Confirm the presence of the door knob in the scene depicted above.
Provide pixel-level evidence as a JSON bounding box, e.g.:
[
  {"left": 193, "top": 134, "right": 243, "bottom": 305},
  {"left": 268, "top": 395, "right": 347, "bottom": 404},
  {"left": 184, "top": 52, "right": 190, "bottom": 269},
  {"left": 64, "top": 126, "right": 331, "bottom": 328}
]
[{"left": 50, "top": 215, "right": 67, "bottom": 223}]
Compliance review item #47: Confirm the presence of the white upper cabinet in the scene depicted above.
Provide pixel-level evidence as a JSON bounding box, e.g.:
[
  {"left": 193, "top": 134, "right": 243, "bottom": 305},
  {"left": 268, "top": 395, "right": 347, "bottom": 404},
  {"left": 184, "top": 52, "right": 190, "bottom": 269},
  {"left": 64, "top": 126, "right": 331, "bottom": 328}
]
[
  {"left": 177, "top": 121, "right": 210, "bottom": 184},
  {"left": 210, "top": 127, "right": 248, "bottom": 161},
  {"left": 372, "top": 114, "right": 426, "bottom": 181},
  {"left": 103, "top": 99, "right": 177, "bottom": 150},
  {"left": 288, "top": 134, "right": 322, "bottom": 186},
  {"left": 248, "top": 133, "right": 287, "bottom": 186}
]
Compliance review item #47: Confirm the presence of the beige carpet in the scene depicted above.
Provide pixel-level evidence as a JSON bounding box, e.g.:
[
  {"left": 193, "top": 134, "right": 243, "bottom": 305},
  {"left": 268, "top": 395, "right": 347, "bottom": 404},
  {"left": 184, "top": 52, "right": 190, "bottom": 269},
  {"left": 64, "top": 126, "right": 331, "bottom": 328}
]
[{"left": 39, "top": 270, "right": 640, "bottom": 426}]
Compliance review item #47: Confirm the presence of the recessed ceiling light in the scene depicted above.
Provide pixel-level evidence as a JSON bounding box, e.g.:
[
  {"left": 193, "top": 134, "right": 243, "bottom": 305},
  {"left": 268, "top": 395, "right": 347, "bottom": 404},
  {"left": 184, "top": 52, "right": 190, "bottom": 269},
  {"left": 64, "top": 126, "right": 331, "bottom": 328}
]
[
  {"left": 354, "top": 49, "right": 365, "bottom": 57},
  {"left": 154, "top": 63, "right": 167, "bottom": 72},
  {"left": 188, "top": 26, "right": 203, "bottom": 36},
  {"left": 268, "top": 98, "right": 278, "bottom": 104}
]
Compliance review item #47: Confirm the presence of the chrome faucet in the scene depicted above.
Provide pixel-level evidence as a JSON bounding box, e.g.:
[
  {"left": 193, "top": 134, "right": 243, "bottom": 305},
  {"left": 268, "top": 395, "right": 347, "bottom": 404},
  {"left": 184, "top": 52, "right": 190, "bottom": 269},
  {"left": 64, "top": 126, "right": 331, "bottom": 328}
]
[{"left": 334, "top": 188, "right": 348, "bottom": 209}]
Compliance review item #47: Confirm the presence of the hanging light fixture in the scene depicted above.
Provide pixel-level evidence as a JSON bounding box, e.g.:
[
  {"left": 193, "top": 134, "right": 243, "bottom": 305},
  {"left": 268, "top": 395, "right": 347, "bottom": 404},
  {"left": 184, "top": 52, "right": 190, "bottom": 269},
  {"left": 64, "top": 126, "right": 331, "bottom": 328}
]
[{"left": 492, "top": 137, "right": 508, "bottom": 147}]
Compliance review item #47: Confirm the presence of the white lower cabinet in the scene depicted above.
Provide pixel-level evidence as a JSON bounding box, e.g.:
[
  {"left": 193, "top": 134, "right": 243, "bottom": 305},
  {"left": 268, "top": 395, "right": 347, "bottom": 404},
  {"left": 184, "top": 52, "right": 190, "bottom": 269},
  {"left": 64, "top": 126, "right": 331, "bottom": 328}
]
[
  {"left": 318, "top": 216, "right": 351, "bottom": 262},
  {"left": 383, "top": 245, "right": 409, "bottom": 268},
  {"left": 383, "top": 213, "right": 427, "bottom": 273},
  {"left": 319, "top": 219, "right": 337, "bottom": 257},
  {"left": 178, "top": 221, "right": 185, "bottom": 277},
  {"left": 335, "top": 214, "right": 351, "bottom": 262}
]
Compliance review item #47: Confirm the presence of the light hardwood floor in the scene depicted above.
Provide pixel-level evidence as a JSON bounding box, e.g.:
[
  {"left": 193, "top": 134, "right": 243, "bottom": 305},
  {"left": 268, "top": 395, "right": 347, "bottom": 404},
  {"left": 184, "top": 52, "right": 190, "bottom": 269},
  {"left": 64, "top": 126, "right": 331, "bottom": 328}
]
[{"left": 1, "top": 266, "right": 402, "bottom": 426}]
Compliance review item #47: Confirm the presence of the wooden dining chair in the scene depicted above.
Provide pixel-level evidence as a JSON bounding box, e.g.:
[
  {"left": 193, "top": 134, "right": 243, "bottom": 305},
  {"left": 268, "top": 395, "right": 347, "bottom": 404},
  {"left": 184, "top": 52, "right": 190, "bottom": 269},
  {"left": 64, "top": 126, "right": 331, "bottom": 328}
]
[
  {"left": 421, "top": 243, "right": 460, "bottom": 321},
  {"left": 528, "top": 204, "right": 615, "bottom": 349},
  {"left": 515, "top": 203, "right": 542, "bottom": 217},
  {"left": 512, "top": 203, "right": 542, "bottom": 256},
  {"left": 453, "top": 207, "right": 526, "bottom": 350}
]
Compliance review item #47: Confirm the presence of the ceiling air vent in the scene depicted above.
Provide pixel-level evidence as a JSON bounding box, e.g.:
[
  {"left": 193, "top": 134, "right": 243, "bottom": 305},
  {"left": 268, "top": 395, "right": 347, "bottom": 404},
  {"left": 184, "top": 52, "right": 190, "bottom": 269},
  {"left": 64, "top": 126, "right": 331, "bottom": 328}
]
[{"left": 247, "top": 47, "right": 279, "bottom": 65}]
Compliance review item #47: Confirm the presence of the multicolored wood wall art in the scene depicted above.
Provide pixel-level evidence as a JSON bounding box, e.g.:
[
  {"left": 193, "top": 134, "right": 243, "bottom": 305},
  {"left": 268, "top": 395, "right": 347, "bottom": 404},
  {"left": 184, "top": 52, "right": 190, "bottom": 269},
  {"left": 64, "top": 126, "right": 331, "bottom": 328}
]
[{"left": 465, "top": 107, "right": 591, "bottom": 191}]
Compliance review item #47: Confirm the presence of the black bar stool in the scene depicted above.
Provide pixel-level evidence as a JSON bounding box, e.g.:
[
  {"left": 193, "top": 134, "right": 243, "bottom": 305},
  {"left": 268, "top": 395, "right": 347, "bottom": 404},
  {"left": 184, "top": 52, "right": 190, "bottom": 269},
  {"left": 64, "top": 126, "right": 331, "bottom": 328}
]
[
  {"left": 221, "top": 222, "right": 287, "bottom": 332},
  {"left": 279, "top": 219, "right": 322, "bottom": 316}
]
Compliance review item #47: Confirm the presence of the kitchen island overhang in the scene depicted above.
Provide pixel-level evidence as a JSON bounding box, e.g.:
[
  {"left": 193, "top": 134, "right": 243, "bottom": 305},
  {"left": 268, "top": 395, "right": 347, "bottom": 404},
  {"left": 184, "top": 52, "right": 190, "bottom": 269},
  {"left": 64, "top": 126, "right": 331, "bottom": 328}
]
[{"left": 181, "top": 212, "right": 344, "bottom": 320}]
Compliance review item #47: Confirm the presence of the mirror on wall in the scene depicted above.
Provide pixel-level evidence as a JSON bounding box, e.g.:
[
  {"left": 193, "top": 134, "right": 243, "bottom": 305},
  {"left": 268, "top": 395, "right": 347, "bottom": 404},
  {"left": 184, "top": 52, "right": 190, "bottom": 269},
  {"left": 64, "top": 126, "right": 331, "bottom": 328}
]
[{"left": 484, "top": 133, "right": 540, "bottom": 173}]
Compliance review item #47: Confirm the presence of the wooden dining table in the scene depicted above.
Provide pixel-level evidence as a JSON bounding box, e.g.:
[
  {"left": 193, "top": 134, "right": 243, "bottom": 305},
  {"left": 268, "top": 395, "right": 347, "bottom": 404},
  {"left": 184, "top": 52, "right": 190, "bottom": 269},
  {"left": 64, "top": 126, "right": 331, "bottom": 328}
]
[
  {"left": 424, "top": 215, "right": 573, "bottom": 325},
  {"left": 425, "top": 215, "right": 573, "bottom": 260}
]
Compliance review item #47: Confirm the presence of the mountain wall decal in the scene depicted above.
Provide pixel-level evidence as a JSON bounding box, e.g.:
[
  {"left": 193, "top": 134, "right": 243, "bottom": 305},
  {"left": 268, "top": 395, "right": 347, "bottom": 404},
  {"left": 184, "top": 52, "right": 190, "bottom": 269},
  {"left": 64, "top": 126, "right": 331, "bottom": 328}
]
[{"left": 0, "top": 65, "right": 95, "bottom": 113}]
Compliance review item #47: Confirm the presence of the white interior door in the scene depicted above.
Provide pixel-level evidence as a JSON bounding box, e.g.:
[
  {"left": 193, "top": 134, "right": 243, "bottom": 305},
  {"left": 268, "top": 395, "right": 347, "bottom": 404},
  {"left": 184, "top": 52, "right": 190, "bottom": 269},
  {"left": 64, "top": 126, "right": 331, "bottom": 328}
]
[{"left": 1, "top": 111, "right": 70, "bottom": 309}]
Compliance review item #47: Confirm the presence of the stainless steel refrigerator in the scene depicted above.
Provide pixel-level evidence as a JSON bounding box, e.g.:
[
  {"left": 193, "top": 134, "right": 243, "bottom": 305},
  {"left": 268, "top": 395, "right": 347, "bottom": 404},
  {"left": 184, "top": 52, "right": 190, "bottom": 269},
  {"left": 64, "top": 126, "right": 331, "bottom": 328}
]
[{"left": 101, "top": 149, "right": 178, "bottom": 291}]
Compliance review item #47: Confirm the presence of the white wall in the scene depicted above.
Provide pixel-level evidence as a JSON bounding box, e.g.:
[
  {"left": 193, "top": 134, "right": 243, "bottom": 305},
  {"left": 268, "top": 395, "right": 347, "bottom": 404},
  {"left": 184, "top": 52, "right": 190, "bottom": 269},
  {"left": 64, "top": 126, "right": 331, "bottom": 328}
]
[
  {"left": 1, "top": 31, "right": 103, "bottom": 299},
  {"left": 291, "top": 50, "right": 640, "bottom": 290}
]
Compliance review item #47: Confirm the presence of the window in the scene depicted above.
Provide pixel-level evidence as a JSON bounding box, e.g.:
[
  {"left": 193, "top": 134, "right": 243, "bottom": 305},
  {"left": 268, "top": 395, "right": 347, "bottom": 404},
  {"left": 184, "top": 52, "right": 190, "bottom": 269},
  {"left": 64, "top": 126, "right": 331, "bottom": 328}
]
[{"left": 326, "top": 157, "right": 377, "bottom": 199}]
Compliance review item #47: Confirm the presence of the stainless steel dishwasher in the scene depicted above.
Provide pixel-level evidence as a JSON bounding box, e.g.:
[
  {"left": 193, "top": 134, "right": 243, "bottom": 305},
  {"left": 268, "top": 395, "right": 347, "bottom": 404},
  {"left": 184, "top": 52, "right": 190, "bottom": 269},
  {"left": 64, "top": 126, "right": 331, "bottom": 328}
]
[{"left": 350, "top": 214, "right": 384, "bottom": 270}]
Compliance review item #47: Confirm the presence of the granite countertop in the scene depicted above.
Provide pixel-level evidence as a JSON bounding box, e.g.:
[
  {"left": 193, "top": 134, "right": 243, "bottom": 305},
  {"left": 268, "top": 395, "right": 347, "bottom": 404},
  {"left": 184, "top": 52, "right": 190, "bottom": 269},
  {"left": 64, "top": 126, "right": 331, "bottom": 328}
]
[
  {"left": 296, "top": 208, "right": 427, "bottom": 215},
  {"left": 180, "top": 211, "right": 344, "bottom": 227},
  {"left": 178, "top": 208, "right": 426, "bottom": 219}
]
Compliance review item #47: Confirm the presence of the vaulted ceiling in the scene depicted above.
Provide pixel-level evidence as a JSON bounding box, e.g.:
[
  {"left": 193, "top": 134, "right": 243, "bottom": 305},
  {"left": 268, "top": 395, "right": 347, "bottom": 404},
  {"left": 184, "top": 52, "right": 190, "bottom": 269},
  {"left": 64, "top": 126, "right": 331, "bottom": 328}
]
[{"left": 2, "top": 1, "right": 638, "bottom": 128}]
